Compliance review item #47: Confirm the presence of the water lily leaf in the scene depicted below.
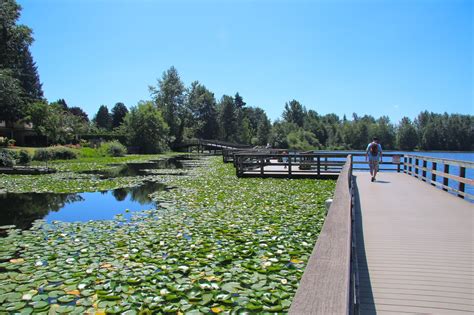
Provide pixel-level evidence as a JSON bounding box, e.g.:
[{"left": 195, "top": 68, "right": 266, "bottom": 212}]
[{"left": 221, "top": 282, "right": 241, "bottom": 293}]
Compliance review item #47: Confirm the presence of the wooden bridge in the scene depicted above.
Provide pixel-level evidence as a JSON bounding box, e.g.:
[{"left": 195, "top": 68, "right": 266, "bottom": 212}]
[
  {"left": 175, "top": 139, "right": 251, "bottom": 152},
  {"left": 226, "top": 150, "right": 473, "bottom": 314}
]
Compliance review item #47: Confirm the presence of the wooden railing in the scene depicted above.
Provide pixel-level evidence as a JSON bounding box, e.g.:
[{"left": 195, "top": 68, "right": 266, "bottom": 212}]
[
  {"left": 403, "top": 154, "right": 474, "bottom": 200},
  {"left": 233, "top": 152, "right": 403, "bottom": 178},
  {"left": 289, "top": 156, "right": 355, "bottom": 314}
]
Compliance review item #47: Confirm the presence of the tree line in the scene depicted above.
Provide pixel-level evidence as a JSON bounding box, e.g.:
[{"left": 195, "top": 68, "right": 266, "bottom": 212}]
[{"left": 1, "top": 0, "right": 472, "bottom": 152}]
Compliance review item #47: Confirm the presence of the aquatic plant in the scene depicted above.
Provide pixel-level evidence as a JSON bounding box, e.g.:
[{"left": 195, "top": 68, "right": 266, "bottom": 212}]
[{"left": 0, "top": 156, "right": 335, "bottom": 313}]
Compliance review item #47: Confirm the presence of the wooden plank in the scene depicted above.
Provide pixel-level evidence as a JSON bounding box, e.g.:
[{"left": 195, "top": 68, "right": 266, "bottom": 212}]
[
  {"left": 289, "top": 157, "right": 352, "bottom": 314},
  {"left": 407, "top": 165, "right": 474, "bottom": 186}
]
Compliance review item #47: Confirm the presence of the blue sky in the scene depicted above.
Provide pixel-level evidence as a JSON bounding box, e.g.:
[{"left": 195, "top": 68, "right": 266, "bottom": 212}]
[{"left": 18, "top": 0, "right": 472, "bottom": 123}]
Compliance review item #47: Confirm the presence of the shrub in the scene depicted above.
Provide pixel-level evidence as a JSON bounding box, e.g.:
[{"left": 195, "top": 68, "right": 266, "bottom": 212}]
[
  {"left": 0, "top": 137, "right": 8, "bottom": 147},
  {"left": 33, "top": 146, "right": 78, "bottom": 161},
  {"left": 0, "top": 149, "right": 15, "bottom": 167},
  {"left": 18, "top": 150, "right": 32, "bottom": 165},
  {"left": 7, "top": 139, "right": 16, "bottom": 147},
  {"left": 100, "top": 141, "right": 127, "bottom": 157}
]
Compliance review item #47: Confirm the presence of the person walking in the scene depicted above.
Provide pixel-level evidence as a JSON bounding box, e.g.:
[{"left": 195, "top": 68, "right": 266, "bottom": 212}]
[{"left": 366, "top": 137, "right": 383, "bottom": 182}]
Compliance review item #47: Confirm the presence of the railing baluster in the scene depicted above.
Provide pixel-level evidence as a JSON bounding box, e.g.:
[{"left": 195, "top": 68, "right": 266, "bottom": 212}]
[
  {"left": 458, "top": 167, "right": 466, "bottom": 199},
  {"left": 409, "top": 157, "right": 413, "bottom": 174},
  {"left": 443, "top": 164, "right": 449, "bottom": 191},
  {"left": 288, "top": 155, "right": 292, "bottom": 177},
  {"left": 422, "top": 160, "right": 427, "bottom": 182},
  {"left": 431, "top": 162, "right": 437, "bottom": 186},
  {"left": 415, "top": 158, "right": 419, "bottom": 177},
  {"left": 260, "top": 157, "right": 264, "bottom": 175},
  {"left": 317, "top": 156, "right": 321, "bottom": 176},
  {"left": 404, "top": 156, "right": 407, "bottom": 173}
]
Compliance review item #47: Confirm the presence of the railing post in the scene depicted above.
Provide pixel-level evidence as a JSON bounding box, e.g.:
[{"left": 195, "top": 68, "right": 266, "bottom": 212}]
[
  {"left": 415, "top": 158, "right": 419, "bottom": 177},
  {"left": 408, "top": 157, "right": 413, "bottom": 174},
  {"left": 325, "top": 157, "right": 328, "bottom": 171},
  {"left": 443, "top": 164, "right": 449, "bottom": 191},
  {"left": 403, "top": 156, "right": 407, "bottom": 173},
  {"left": 422, "top": 160, "right": 427, "bottom": 182},
  {"left": 458, "top": 167, "right": 466, "bottom": 199},
  {"left": 431, "top": 162, "right": 437, "bottom": 186},
  {"left": 288, "top": 155, "right": 292, "bottom": 177},
  {"left": 317, "top": 156, "right": 321, "bottom": 175},
  {"left": 260, "top": 157, "right": 264, "bottom": 175}
]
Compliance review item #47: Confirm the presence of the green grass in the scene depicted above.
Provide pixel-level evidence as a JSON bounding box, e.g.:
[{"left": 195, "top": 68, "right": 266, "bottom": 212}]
[{"left": 0, "top": 156, "right": 335, "bottom": 313}]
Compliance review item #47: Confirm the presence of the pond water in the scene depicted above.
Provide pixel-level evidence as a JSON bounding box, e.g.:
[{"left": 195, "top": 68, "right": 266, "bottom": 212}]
[
  {"left": 80, "top": 156, "right": 192, "bottom": 178},
  {"left": 0, "top": 156, "right": 196, "bottom": 230},
  {"left": 0, "top": 181, "right": 165, "bottom": 230}
]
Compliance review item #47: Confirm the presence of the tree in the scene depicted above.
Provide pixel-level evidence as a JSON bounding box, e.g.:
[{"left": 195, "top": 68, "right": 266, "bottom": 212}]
[
  {"left": 287, "top": 129, "right": 321, "bottom": 151},
  {"left": 218, "top": 95, "right": 236, "bottom": 141},
  {"left": 397, "top": 117, "right": 418, "bottom": 150},
  {"left": 0, "top": 69, "right": 25, "bottom": 123},
  {"left": 68, "top": 106, "right": 89, "bottom": 122},
  {"left": 256, "top": 117, "right": 272, "bottom": 145},
  {"left": 93, "top": 105, "right": 112, "bottom": 130},
  {"left": 123, "top": 101, "right": 169, "bottom": 153},
  {"left": 0, "top": 0, "right": 43, "bottom": 111},
  {"left": 111, "top": 102, "right": 128, "bottom": 128},
  {"left": 282, "top": 100, "right": 306, "bottom": 127},
  {"left": 149, "top": 66, "right": 185, "bottom": 144},
  {"left": 186, "top": 82, "right": 218, "bottom": 139}
]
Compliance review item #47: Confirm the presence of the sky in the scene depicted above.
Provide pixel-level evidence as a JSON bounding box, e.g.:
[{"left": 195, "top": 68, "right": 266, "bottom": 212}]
[{"left": 17, "top": 0, "right": 473, "bottom": 123}]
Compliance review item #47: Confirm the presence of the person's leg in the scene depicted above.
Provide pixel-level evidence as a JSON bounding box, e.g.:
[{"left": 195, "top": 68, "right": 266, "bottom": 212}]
[
  {"left": 373, "top": 161, "right": 378, "bottom": 179},
  {"left": 369, "top": 160, "right": 374, "bottom": 178}
]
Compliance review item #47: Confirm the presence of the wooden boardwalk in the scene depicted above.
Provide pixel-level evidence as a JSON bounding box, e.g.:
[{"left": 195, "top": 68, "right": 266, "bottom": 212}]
[{"left": 354, "top": 172, "right": 474, "bottom": 314}]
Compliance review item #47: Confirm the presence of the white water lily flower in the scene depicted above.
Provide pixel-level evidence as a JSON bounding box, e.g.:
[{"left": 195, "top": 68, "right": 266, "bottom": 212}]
[
  {"left": 178, "top": 265, "right": 189, "bottom": 272},
  {"left": 22, "top": 294, "right": 32, "bottom": 301},
  {"left": 66, "top": 258, "right": 75, "bottom": 264},
  {"left": 302, "top": 241, "right": 309, "bottom": 246},
  {"left": 74, "top": 238, "right": 80, "bottom": 242},
  {"left": 269, "top": 258, "right": 279, "bottom": 262},
  {"left": 131, "top": 248, "right": 139, "bottom": 253},
  {"left": 276, "top": 250, "right": 283, "bottom": 255},
  {"left": 86, "top": 268, "right": 93, "bottom": 274},
  {"left": 123, "top": 254, "right": 129, "bottom": 259},
  {"left": 35, "top": 260, "right": 43, "bottom": 267},
  {"left": 160, "top": 289, "right": 168, "bottom": 296},
  {"left": 161, "top": 265, "right": 167, "bottom": 270},
  {"left": 281, "top": 279, "right": 288, "bottom": 284},
  {"left": 206, "top": 254, "right": 214, "bottom": 259},
  {"left": 78, "top": 283, "right": 86, "bottom": 290},
  {"left": 263, "top": 261, "right": 272, "bottom": 267},
  {"left": 159, "top": 241, "right": 165, "bottom": 246},
  {"left": 80, "top": 248, "right": 87, "bottom": 253}
]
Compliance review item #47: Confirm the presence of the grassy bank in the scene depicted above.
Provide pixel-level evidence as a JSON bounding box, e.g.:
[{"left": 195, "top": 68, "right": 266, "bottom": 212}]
[{"left": 0, "top": 156, "right": 335, "bottom": 313}]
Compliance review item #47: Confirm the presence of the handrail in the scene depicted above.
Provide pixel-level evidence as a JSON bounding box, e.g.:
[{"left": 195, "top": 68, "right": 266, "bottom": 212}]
[
  {"left": 289, "top": 156, "right": 354, "bottom": 314},
  {"left": 403, "top": 154, "right": 473, "bottom": 200}
]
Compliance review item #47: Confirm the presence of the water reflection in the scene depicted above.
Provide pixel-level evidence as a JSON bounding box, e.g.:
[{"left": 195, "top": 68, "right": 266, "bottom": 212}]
[
  {"left": 0, "top": 181, "right": 165, "bottom": 230},
  {"left": 80, "top": 156, "right": 192, "bottom": 178}
]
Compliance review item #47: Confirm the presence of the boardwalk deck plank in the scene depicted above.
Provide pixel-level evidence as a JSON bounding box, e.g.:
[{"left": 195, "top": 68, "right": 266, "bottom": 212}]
[{"left": 354, "top": 172, "right": 473, "bottom": 314}]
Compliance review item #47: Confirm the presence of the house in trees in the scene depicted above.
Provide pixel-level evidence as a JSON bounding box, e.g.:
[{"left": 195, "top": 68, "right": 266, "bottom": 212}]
[{"left": 0, "top": 120, "right": 45, "bottom": 146}]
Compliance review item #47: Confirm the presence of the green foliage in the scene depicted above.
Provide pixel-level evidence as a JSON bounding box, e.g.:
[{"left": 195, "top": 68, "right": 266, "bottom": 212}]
[
  {"left": 0, "top": 149, "right": 15, "bottom": 167},
  {"left": 93, "top": 105, "right": 112, "bottom": 130},
  {"left": 0, "top": 0, "right": 43, "bottom": 119},
  {"left": 287, "top": 129, "right": 321, "bottom": 151},
  {"left": 17, "top": 149, "right": 31, "bottom": 165},
  {"left": 123, "top": 101, "right": 169, "bottom": 153},
  {"left": 185, "top": 81, "right": 219, "bottom": 140},
  {"left": 283, "top": 100, "right": 306, "bottom": 128},
  {"left": 397, "top": 117, "right": 418, "bottom": 151},
  {"left": 33, "top": 146, "right": 78, "bottom": 161},
  {"left": 218, "top": 95, "right": 237, "bottom": 142},
  {"left": 150, "top": 66, "right": 185, "bottom": 144},
  {"left": 99, "top": 140, "right": 127, "bottom": 157},
  {"left": 28, "top": 101, "right": 89, "bottom": 145},
  {"left": 0, "top": 156, "right": 335, "bottom": 313},
  {"left": 111, "top": 102, "right": 128, "bottom": 128}
]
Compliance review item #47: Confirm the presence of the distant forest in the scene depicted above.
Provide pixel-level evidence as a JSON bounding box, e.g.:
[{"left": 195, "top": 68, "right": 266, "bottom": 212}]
[{"left": 1, "top": 0, "right": 472, "bottom": 152}]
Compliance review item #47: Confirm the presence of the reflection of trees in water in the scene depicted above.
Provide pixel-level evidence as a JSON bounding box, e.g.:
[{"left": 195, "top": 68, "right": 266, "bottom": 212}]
[
  {"left": 111, "top": 182, "right": 164, "bottom": 205},
  {"left": 0, "top": 182, "right": 164, "bottom": 230},
  {"left": 0, "top": 193, "right": 81, "bottom": 230}
]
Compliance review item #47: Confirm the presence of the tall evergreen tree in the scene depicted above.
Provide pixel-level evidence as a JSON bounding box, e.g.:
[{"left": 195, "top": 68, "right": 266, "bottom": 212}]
[
  {"left": 282, "top": 100, "right": 306, "bottom": 127},
  {"left": 93, "top": 105, "right": 112, "bottom": 130},
  {"left": 397, "top": 117, "right": 418, "bottom": 150},
  {"left": 218, "top": 95, "right": 236, "bottom": 142},
  {"left": 186, "top": 81, "right": 218, "bottom": 139},
  {"left": 149, "top": 66, "right": 185, "bottom": 144},
  {"left": 0, "top": 0, "right": 43, "bottom": 114},
  {"left": 111, "top": 102, "right": 128, "bottom": 128}
]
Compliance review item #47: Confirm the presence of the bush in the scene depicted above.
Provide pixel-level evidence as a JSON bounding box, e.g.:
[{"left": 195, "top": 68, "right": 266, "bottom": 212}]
[
  {"left": 33, "top": 146, "right": 78, "bottom": 161},
  {"left": 7, "top": 139, "right": 15, "bottom": 147},
  {"left": 100, "top": 141, "right": 127, "bottom": 157},
  {"left": 0, "top": 137, "right": 8, "bottom": 147},
  {"left": 18, "top": 150, "right": 32, "bottom": 165},
  {"left": 0, "top": 149, "right": 15, "bottom": 167}
]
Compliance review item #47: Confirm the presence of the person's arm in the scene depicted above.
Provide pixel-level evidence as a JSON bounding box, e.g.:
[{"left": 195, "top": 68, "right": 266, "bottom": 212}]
[{"left": 365, "top": 143, "right": 369, "bottom": 161}]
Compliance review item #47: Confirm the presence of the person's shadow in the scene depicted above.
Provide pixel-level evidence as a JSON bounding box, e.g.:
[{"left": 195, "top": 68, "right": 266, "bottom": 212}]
[{"left": 374, "top": 180, "right": 390, "bottom": 184}]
